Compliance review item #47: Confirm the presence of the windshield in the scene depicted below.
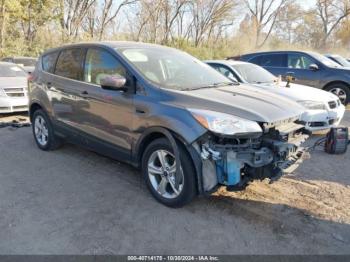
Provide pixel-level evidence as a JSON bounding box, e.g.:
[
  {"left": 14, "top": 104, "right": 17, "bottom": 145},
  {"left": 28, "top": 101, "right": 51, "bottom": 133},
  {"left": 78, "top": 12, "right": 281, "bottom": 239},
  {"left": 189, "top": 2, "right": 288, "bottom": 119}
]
[
  {"left": 231, "top": 63, "right": 276, "bottom": 84},
  {"left": 310, "top": 53, "right": 340, "bottom": 68},
  {"left": 14, "top": 58, "right": 37, "bottom": 67},
  {"left": 118, "top": 47, "right": 231, "bottom": 90},
  {"left": 330, "top": 55, "right": 350, "bottom": 67},
  {"left": 0, "top": 64, "right": 27, "bottom": 77}
]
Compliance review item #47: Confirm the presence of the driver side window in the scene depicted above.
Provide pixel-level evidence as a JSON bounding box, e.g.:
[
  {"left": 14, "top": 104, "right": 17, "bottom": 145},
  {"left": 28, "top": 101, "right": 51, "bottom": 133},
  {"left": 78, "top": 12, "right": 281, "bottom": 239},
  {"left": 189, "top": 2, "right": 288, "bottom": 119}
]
[
  {"left": 212, "top": 64, "right": 238, "bottom": 81},
  {"left": 288, "top": 54, "right": 314, "bottom": 69},
  {"left": 84, "top": 48, "right": 126, "bottom": 85}
]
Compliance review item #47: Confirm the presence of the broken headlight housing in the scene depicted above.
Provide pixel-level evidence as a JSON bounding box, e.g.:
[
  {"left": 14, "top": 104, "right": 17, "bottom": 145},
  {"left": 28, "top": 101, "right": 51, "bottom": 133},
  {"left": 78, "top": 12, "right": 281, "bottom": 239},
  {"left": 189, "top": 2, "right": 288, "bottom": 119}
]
[
  {"left": 298, "top": 100, "right": 326, "bottom": 110},
  {"left": 188, "top": 109, "right": 262, "bottom": 136}
]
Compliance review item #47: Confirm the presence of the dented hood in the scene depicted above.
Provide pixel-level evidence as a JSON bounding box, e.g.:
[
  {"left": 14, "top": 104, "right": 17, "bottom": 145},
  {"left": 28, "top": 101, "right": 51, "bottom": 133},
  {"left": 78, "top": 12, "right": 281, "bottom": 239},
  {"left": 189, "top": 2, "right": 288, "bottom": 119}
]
[{"left": 166, "top": 84, "right": 305, "bottom": 124}]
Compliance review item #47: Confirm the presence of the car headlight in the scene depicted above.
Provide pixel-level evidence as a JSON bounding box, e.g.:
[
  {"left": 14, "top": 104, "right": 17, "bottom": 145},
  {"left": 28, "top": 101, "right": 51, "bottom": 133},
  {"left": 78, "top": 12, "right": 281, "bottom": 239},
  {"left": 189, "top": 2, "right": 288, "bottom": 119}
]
[
  {"left": 0, "top": 88, "right": 6, "bottom": 97},
  {"left": 188, "top": 109, "right": 262, "bottom": 136},
  {"left": 298, "top": 100, "right": 326, "bottom": 110}
]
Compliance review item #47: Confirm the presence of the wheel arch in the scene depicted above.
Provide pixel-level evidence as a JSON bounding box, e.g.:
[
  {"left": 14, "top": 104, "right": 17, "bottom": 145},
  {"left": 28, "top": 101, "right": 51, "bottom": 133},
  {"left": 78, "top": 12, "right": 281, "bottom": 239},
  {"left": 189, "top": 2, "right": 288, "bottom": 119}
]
[
  {"left": 29, "top": 102, "right": 44, "bottom": 122},
  {"left": 134, "top": 127, "right": 190, "bottom": 165},
  {"left": 322, "top": 80, "right": 350, "bottom": 91},
  {"left": 134, "top": 127, "right": 203, "bottom": 194}
]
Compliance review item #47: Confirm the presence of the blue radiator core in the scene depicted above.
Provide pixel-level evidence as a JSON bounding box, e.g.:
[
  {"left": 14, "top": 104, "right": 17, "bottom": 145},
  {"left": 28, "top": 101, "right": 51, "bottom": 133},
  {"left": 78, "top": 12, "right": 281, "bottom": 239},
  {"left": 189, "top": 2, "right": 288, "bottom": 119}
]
[{"left": 215, "top": 152, "right": 241, "bottom": 186}]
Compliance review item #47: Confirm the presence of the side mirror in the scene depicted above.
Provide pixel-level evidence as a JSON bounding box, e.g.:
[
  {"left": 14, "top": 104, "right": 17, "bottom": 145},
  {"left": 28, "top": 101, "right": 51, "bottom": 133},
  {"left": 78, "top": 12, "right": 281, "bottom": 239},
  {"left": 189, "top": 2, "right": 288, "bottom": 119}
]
[
  {"left": 285, "top": 72, "right": 295, "bottom": 88},
  {"left": 309, "top": 64, "right": 319, "bottom": 71},
  {"left": 100, "top": 74, "right": 127, "bottom": 91}
]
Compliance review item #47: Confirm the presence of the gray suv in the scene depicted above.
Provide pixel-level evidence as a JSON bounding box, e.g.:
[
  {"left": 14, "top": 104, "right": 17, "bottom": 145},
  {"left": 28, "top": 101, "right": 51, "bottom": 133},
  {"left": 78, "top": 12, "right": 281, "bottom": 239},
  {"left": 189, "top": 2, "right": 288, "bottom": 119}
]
[
  {"left": 29, "top": 42, "right": 309, "bottom": 207},
  {"left": 232, "top": 51, "right": 350, "bottom": 105}
]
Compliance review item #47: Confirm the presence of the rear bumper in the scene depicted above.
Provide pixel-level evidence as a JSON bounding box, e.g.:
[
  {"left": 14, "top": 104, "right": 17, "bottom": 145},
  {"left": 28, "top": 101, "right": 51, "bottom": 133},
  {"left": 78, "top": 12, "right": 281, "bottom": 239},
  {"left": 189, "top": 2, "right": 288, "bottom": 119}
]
[
  {"left": 0, "top": 97, "right": 29, "bottom": 113},
  {"left": 300, "top": 105, "right": 345, "bottom": 131}
]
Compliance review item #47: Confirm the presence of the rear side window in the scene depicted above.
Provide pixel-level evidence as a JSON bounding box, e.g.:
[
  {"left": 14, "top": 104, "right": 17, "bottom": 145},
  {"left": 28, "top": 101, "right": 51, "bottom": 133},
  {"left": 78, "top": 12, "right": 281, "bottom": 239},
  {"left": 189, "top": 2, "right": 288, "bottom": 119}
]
[
  {"left": 259, "top": 54, "right": 285, "bottom": 67},
  {"left": 42, "top": 52, "right": 59, "bottom": 73},
  {"left": 248, "top": 55, "right": 261, "bottom": 65},
  {"left": 55, "top": 49, "right": 85, "bottom": 80},
  {"left": 84, "top": 48, "right": 126, "bottom": 85}
]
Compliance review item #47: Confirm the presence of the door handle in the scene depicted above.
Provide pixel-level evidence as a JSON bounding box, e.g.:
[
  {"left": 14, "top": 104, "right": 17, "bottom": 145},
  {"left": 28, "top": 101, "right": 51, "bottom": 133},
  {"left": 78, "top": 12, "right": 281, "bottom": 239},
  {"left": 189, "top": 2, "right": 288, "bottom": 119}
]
[
  {"left": 136, "top": 108, "right": 146, "bottom": 114},
  {"left": 81, "top": 90, "right": 89, "bottom": 95}
]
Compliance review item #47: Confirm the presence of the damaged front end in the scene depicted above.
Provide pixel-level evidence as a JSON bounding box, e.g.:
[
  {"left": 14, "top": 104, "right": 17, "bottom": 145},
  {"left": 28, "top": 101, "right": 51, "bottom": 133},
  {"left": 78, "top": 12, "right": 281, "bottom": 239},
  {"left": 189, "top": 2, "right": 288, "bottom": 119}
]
[{"left": 194, "top": 118, "right": 310, "bottom": 193}]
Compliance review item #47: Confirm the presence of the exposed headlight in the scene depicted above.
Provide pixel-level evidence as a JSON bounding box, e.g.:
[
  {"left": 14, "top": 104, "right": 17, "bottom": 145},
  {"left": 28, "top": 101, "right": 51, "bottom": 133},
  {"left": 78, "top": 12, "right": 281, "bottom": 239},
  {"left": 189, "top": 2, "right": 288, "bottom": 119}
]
[
  {"left": 0, "top": 88, "right": 6, "bottom": 97},
  {"left": 298, "top": 100, "right": 326, "bottom": 110},
  {"left": 188, "top": 109, "right": 262, "bottom": 136}
]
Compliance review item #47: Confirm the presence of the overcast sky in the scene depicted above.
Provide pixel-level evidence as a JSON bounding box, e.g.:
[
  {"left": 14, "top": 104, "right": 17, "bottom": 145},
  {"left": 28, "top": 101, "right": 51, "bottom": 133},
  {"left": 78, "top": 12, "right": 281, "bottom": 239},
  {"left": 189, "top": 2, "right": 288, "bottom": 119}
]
[{"left": 296, "top": 0, "right": 316, "bottom": 9}]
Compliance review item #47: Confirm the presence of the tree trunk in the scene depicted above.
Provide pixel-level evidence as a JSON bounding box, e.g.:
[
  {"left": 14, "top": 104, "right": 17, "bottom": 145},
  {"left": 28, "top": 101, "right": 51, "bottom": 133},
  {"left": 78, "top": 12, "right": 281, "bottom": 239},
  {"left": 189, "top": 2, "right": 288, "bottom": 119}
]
[{"left": 0, "top": 0, "right": 6, "bottom": 51}]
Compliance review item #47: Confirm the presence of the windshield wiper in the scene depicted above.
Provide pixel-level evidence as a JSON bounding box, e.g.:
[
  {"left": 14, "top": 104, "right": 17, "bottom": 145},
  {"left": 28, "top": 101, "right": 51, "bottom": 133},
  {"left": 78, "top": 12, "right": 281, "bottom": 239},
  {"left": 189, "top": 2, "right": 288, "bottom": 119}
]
[
  {"left": 182, "top": 82, "right": 237, "bottom": 91},
  {"left": 251, "top": 80, "right": 275, "bottom": 84}
]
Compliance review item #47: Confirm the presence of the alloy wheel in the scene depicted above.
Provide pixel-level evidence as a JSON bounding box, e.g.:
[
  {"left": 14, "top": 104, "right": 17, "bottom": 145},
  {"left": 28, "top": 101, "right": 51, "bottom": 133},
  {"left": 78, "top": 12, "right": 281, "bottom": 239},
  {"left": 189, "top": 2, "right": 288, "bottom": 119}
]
[
  {"left": 147, "top": 149, "right": 184, "bottom": 199},
  {"left": 34, "top": 115, "right": 49, "bottom": 146},
  {"left": 330, "top": 87, "right": 347, "bottom": 104}
]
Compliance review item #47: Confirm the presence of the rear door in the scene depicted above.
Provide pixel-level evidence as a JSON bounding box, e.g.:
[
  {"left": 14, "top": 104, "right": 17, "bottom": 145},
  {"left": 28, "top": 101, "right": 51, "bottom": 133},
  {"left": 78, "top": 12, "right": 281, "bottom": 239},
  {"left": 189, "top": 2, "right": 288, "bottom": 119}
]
[
  {"left": 254, "top": 53, "right": 288, "bottom": 77},
  {"left": 78, "top": 47, "right": 134, "bottom": 157},
  {"left": 49, "top": 48, "right": 89, "bottom": 131}
]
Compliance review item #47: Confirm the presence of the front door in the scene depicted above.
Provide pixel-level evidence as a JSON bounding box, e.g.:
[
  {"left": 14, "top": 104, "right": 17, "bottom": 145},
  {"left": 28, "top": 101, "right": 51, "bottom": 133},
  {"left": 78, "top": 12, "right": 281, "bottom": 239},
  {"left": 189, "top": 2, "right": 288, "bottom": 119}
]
[
  {"left": 286, "top": 53, "right": 321, "bottom": 88},
  {"left": 79, "top": 47, "right": 134, "bottom": 157}
]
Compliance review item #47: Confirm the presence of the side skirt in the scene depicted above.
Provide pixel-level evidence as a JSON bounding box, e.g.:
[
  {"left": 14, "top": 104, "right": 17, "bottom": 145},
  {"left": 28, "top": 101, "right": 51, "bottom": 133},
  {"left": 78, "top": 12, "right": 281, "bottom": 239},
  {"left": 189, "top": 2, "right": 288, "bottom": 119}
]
[{"left": 52, "top": 121, "right": 137, "bottom": 166}]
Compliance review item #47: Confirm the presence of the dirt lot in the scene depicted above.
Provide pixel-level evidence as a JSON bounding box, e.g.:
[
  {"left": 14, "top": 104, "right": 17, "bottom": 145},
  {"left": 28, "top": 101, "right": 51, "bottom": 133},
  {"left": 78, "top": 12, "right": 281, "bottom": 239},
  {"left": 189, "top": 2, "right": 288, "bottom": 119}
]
[{"left": 0, "top": 111, "right": 349, "bottom": 255}]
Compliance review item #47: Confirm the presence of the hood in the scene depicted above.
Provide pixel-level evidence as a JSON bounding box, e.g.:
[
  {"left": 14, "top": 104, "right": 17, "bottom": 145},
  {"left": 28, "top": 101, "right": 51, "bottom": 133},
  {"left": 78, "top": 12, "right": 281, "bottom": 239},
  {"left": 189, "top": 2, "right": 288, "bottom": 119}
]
[
  {"left": 165, "top": 84, "right": 305, "bottom": 124},
  {"left": 0, "top": 77, "right": 27, "bottom": 88},
  {"left": 252, "top": 81, "right": 338, "bottom": 103}
]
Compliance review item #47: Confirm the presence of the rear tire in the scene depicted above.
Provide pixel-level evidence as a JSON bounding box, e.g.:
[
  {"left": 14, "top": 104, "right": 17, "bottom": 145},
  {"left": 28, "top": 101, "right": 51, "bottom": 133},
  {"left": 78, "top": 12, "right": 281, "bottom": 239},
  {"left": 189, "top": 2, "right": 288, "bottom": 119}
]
[
  {"left": 32, "top": 109, "right": 62, "bottom": 151},
  {"left": 142, "top": 138, "right": 197, "bottom": 208},
  {"left": 324, "top": 83, "right": 350, "bottom": 105}
]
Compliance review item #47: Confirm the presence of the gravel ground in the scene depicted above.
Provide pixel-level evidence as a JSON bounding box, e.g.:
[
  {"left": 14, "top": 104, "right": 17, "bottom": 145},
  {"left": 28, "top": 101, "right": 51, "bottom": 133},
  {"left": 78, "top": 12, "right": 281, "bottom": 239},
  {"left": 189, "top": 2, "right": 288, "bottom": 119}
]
[{"left": 0, "top": 111, "right": 349, "bottom": 255}]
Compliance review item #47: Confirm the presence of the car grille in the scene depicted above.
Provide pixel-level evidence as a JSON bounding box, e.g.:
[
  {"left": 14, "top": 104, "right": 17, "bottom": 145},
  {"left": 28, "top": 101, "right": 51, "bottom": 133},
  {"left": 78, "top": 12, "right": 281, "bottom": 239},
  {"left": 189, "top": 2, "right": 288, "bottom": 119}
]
[
  {"left": 13, "top": 105, "right": 28, "bottom": 110},
  {"left": 328, "top": 101, "right": 337, "bottom": 109},
  {"left": 3, "top": 87, "right": 26, "bottom": 97},
  {"left": 309, "top": 122, "right": 326, "bottom": 127}
]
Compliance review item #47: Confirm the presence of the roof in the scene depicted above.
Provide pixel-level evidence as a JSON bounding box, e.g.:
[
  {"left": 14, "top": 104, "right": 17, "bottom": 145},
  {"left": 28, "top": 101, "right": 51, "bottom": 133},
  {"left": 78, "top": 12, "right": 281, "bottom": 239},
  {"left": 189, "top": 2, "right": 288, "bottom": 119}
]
[
  {"left": 324, "top": 54, "right": 341, "bottom": 58},
  {"left": 237, "top": 50, "right": 316, "bottom": 57},
  {"left": 204, "top": 59, "right": 251, "bottom": 66},
  {"left": 42, "top": 41, "right": 171, "bottom": 55},
  {"left": 2, "top": 56, "right": 37, "bottom": 60}
]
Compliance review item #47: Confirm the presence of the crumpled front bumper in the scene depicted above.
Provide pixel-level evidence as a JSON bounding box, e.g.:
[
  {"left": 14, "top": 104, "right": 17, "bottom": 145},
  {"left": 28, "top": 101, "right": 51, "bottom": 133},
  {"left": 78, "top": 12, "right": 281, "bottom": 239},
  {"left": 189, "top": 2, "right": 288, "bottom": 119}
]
[
  {"left": 300, "top": 105, "right": 345, "bottom": 131},
  {"left": 198, "top": 123, "right": 309, "bottom": 192}
]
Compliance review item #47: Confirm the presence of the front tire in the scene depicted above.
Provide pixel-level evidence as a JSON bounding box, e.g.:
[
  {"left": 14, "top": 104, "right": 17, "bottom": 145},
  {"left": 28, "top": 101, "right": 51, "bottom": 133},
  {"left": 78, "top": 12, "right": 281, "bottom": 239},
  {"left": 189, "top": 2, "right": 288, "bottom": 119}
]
[
  {"left": 325, "top": 83, "right": 350, "bottom": 105},
  {"left": 32, "top": 109, "right": 62, "bottom": 151},
  {"left": 142, "top": 138, "right": 197, "bottom": 208}
]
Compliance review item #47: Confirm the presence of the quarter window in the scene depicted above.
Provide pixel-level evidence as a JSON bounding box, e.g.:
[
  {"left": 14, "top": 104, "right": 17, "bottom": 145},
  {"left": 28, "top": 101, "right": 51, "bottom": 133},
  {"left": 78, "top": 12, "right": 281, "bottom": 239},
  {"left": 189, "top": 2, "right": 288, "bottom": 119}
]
[
  {"left": 84, "top": 48, "right": 126, "bottom": 85},
  {"left": 42, "top": 52, "right": 59, "bottom": 73},
  {"left": 55, "top": 49, "right": 84, "bottom": 80},
  {"left": 288, "top": 54, "right": 315, "bottom": 69}
]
